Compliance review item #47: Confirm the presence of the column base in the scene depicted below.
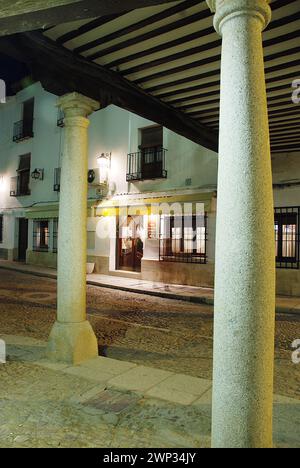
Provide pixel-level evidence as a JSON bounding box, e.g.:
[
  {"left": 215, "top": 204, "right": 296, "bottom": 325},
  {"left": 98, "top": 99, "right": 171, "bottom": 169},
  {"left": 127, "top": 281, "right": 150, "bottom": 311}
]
[{"left": 46, "top": 320, "right": 98, "bottom": 365}]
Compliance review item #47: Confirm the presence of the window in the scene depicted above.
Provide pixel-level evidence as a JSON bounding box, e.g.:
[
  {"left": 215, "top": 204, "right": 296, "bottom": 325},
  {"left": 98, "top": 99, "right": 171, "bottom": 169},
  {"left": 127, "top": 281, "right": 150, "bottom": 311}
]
[
  {"left": 53, "top": 219, "right": 58, "bottom": 253},
  {"left": 33, "top": 220, "right": 49, "bottom": 252},
  {"left": 159, "top": 214, "right": 207, "bottom": 264},
  {"left": 13, "top": 98, "right": 34, "bottom": 142},
  {"left": 127, "top": 126, "right": 167, "bottom": 181},
  {"left": 17, "top": 154, "right": 31, "bottom": 196},
  {"left": 0, "top": 216, "right": 3, "bottom": 243},
  {"left": 275, "top": 207, "right": 299, "bottom": 269}
]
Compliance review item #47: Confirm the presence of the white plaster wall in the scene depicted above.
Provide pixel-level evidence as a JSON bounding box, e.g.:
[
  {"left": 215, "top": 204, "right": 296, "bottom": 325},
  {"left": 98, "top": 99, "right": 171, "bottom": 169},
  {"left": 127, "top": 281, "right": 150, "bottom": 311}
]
[
  {"left": 0, "top": 83, "right": 62, "bottom": 209},
  {"left": 0, "top": 83, "right": 63, "bottom": 252},
  {"left": 89, "top": 105, "right": 219, "bottom": 196},
  {"left": 272, "top": 152, "right": 300, "bottom": 207},
  {"left": 1, "top": 83, "right": 219, "bottom": 213}
]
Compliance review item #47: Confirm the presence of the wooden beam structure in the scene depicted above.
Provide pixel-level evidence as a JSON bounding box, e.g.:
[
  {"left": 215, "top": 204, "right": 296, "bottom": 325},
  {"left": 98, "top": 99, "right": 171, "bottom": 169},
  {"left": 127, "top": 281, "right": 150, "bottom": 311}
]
[
  {"left": 6, "top": 31, "right": 218, "bottom": 151},
  {"left": 0, "top": 0, "right": 298, "bottom": 153},
  {"left": 0, "top": 0, "right": 178, "bottom": 36}
]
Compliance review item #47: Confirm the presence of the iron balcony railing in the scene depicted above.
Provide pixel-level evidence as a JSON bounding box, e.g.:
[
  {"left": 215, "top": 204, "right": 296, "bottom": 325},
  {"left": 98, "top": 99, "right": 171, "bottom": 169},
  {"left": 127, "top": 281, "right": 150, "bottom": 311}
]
[
  {"left": 127, "top": 147, "right": 167, "bottom": 182},
  {"left": 13, "top": 120, "right": 34, "bottom": 142}
]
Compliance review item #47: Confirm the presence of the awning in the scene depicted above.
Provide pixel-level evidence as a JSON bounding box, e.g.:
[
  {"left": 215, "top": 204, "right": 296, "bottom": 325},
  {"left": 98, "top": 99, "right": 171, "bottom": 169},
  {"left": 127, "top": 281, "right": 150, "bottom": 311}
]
[
  {"left": 26, "top": 204, "right": 59, "bottom": 219},
  {"left": 25, "top": 201, "right": 96, "bottom": 219},
  {"left": 95, "top": 192, "right": 216, "bottom": 217}
]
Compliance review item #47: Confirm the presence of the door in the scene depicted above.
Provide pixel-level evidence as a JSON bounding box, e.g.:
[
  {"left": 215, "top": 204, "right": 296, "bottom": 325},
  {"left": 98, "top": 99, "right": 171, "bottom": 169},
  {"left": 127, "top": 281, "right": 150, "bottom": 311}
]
[
  {"left": 18, "top": 218, "right": 28, "bottom": 261},
  {"left": 118, "top": 216, "right": 144, "bottom": 272},
  {"left": 140, "top": 126, "right": 163, "bottom": 179}
]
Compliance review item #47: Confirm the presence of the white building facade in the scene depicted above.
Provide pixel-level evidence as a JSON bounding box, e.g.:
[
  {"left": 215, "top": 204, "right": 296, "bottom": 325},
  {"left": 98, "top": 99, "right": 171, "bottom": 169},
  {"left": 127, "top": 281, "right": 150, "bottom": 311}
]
[{"left": 0, "top": 81, "right": 299, "bottom": 296}]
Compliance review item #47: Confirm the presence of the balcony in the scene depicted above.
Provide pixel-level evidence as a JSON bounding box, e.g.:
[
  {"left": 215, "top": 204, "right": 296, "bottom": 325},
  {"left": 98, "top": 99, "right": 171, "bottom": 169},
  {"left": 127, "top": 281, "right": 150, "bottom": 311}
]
[
  {"left": 10, "top": 176, "right": 30, "bottom": 197},
  {"left": 127, "top": 147, "right": 167, "bottom": 182},
  {"left": 13, "top": 120, "right": 34, "bottom": 143}
]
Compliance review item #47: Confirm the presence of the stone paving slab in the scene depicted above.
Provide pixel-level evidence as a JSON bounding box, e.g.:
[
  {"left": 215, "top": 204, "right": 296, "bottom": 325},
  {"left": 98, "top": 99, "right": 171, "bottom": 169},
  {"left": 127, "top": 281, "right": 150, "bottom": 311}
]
[
  {"left": 63, "top": 365, "right": 114, "bottom": 383},
  {"left": 108, "top": 365, "right": 173, "bottom": 393},
  {"left": 146, "top": 374, "right": 212, "bottom": 406},
  {"left": 81, "top": 356, "right": 137, "bottom": 375},
  {"left": 146, "top": 385, "right": 204, "bottom": 406},
  {"left": 0, "top": 260, "right": 298, "bottom": 313}
]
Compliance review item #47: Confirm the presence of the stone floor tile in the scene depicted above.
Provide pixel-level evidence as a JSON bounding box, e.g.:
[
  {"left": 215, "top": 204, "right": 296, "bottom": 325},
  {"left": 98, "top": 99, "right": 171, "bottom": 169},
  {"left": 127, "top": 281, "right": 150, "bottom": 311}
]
[
  {"left": 108, "top": 365, "right": 173, "bottom": 392},
  {"left": 80, "top": 356, "right": 137, "bottom": 376},
  {"left": 156, "top": 374, "right": 212, "bottom": 396},
  {"left": 62, "top": 365, "right": 113, "bottom": 383},
  {"left": 145, "top": 374, "right": 211, "bottom": 405},
  {"left": 145, "top": 386, "right": 198, "bottom": 405}
]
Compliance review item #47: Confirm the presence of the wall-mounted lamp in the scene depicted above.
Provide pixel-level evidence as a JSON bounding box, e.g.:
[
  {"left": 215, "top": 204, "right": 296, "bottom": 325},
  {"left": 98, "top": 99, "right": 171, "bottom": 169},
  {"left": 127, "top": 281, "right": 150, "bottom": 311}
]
[
  {"left": 97, "top": 152, "right": 111, "bottom": 184},
  {"left": 31, "top": 168, "right": 44, "bottom": 181}
]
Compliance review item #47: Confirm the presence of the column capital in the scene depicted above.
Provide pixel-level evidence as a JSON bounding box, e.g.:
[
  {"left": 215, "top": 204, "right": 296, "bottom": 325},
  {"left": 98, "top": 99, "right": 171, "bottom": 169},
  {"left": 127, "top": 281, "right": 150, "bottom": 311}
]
[
  {"left": 206, "top": 0, "right": 271, "bottom": 35},
  {"left": 57, "top": 92, "right": 100, "bottom": 118}
]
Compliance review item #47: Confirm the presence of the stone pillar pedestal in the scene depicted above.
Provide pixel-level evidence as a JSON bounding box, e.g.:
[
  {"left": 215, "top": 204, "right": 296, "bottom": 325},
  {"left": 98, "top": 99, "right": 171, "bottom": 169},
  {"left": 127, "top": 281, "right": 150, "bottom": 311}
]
[
  {"left": 206, "top": 0, "right": 275, "bottom": 448},
  {"left": 47, "top": 92, "right": 100, "bottom": 365}
]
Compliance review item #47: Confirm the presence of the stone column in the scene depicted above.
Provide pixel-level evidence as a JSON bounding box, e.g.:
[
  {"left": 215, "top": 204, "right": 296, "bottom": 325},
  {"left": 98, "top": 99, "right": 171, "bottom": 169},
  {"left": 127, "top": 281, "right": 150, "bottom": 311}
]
[
  {"left": 47, "top": 92, "right": 99, "bottom": 364},
  {"left": 206, "top": 0, "right": 275, "bottom": 448}
]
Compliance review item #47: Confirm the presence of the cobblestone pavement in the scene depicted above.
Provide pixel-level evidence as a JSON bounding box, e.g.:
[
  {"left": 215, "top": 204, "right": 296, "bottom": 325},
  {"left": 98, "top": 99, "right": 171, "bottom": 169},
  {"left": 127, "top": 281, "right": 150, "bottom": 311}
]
[
  {"left": 0, "top": 268, "right": 300, "bottom": 394},
  {"left": 0, "top": 335, "right": 299, "bottom": 448},
  {"left": 0, "top": 338, "right": 212, "bottom": 448}
]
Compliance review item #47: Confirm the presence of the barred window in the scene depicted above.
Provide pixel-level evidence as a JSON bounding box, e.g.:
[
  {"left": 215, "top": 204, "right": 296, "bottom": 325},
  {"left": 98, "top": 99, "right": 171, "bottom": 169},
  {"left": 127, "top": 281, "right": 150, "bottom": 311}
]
[
  {"left": 275, "top": 207, "right": 299, "bottom": 269},
  {"left": 159, "top": 214, "right": 207, "bottom": 264},
  {"left": 0, "top": 216, "right": 3, "bottom": 243},
  {"left": 33, "top": 220, "right": 49, "bottom": 252},
  {"left": 53, "top": 219, "right": 58, "bottom": 253}
]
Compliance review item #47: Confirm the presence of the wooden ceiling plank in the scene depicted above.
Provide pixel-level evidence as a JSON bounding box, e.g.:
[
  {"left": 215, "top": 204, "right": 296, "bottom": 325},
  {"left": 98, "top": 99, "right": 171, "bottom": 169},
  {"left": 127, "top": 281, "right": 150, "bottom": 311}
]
[
  {"left": 119, "top": 20, "right": 299, "bottom": 77},
  {"left": 74, "top": 0, "right": 201, "bottom": 55},
  {"left": 131, "top": 43, "right": 298, "bottom": 85},
  {"left": 86, "top": 8, "right": 211, "bottom": 61},
  {"left": 56, "top": 11, "right": 133, "bottom": 45},
  {"left": 165, "top": 80, "right": 296, "bottom": 107},
  {"left": 106, "top": 27, "right": 214, "bottom": 69}
]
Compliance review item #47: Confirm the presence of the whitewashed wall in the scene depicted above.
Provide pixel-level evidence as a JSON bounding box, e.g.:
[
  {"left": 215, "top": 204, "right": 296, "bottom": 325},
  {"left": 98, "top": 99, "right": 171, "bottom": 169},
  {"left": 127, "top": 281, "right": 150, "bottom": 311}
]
[{"left": 272, "top": 152, "right": 300, "bottom": 207}]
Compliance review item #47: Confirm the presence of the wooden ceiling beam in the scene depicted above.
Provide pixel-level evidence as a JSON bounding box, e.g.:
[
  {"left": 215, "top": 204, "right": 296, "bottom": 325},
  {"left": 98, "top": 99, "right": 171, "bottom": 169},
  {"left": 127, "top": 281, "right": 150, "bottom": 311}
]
[
  {"left": 0, "top": 0, "right": 178, "bottom": 36},
  {"left": 119, "top": 28, "right": 299, "bottom": 77},
  {"left": 5, "top": 31, "right": 218, "bottom": 152},
  {"left": 86, "top": 8, "right": 211, "bottom": 61}
]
